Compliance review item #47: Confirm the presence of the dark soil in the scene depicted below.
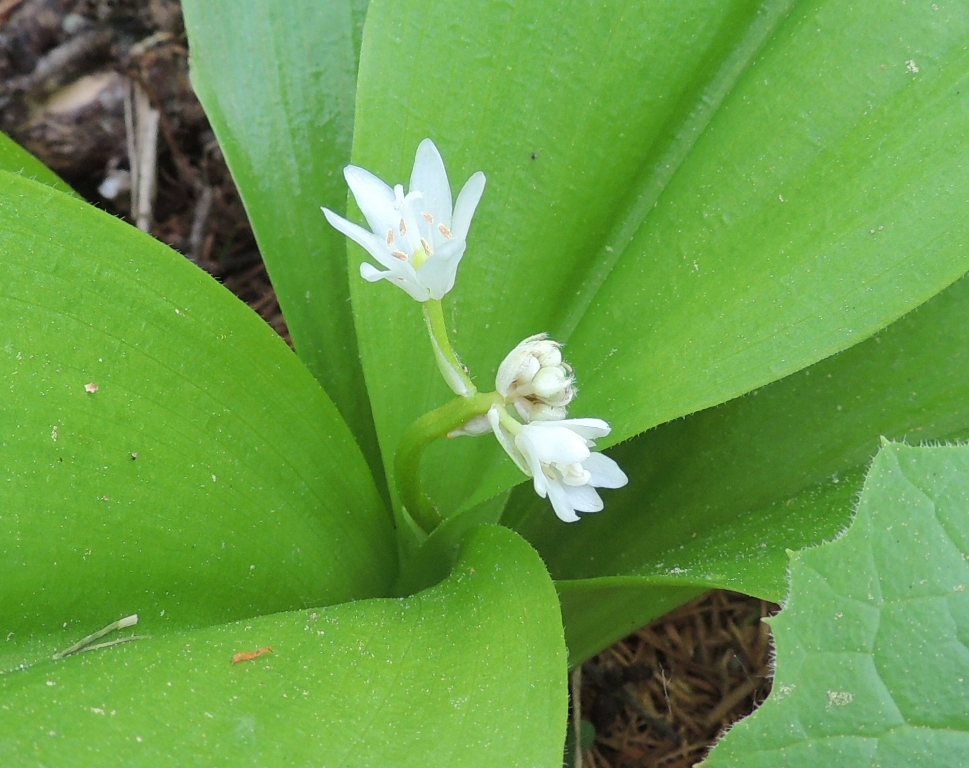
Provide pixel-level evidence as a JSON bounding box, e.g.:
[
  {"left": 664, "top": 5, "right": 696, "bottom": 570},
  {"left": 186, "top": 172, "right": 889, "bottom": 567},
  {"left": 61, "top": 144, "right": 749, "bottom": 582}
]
[{"left": 0, "top": 1, "right": 776, "bottom": 764}]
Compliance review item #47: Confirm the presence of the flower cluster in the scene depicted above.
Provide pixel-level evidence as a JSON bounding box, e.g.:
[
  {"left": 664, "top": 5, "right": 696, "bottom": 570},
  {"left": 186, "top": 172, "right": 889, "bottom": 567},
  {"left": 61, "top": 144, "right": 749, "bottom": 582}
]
[{"left": 325, "top": 139, "right": 627, "bottom": 526}]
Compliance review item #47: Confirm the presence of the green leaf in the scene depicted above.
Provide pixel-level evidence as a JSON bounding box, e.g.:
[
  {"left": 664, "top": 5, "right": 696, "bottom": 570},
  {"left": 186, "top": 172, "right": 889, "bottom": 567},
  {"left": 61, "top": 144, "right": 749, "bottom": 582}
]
[
  {"left": 517, "top": 269, "right": 969, "bottom": 661},
  {"left": 0, "top": 131, "right": 77, "bottom": 197},
  {"left": 350, "top": 0, "right": 969, "bottom": 517},
  {"left": 0, "top": 526, "right": 567, "bottom": 768},
  {"left": 0, "top": 172, "right": 394, "bottom": 654},
  {"left": 702, "top": 442, "right": 969, "bottom": 767},
  {"left": 180, "top": 0, "right": 380, "bottom": 475}
]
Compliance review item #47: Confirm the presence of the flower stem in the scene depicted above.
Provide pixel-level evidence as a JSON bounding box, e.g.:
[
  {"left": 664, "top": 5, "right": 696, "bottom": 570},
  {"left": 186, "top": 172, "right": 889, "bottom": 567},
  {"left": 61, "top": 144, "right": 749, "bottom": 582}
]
[
  {"left": 423, "top": 299, "right": 476, "bottom": 397},
  {"left": 396, "top": 391, "right": 500, "bottom": 534}
]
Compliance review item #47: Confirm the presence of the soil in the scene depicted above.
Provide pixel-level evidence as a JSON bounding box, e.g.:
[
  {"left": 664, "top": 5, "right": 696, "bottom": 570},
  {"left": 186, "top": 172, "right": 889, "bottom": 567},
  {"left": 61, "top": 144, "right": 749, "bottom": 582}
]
[{"left": 0, "top": 1, "right": 777, "bottom": 764}]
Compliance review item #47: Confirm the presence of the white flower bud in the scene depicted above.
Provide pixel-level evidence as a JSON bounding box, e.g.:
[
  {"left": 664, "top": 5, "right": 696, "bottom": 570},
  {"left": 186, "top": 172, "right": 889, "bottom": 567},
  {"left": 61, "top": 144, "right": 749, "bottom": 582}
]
[
  {"left": 448, "top": 413, "right": 492, "bottom": 438},
  {"left": 496, "top": 333, "right": 576, "bottom": 421}
]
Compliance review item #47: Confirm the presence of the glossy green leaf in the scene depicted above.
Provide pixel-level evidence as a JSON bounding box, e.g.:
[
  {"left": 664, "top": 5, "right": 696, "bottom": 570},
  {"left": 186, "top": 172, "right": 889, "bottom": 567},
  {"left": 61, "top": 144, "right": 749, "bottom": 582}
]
[
  {"left": 517, "top": 269, "right": 969, "bottom": 661},
  {"left": 181, "top": 0, "right": 381, "bottom": 475},
  {"left": 0, "top": 132, "right": 76, "bottom": 197},
  {"left": 0, "top": 172, "right": 394, "bottom": 655},
  {"left": 0, "top": 526, "right": 567, "bottom": 768},
  {"left": 349, "top": 0, "right": 969, "bottom": 518},
  {"left": 703, "top": 442, "right": 969, "bottom": 767}
]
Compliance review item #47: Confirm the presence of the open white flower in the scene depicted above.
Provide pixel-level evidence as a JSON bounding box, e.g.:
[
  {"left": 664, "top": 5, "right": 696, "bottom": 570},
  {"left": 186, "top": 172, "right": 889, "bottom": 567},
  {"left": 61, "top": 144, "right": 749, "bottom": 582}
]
[
  {"left": 496, "top": 333, "right": 576, "bottom": 421},
  {"left": 487, "top": 406, "right": 628, "bottom": 523},
  {"left": 322, "top": 139, "right": 486, "bottom": 301}
]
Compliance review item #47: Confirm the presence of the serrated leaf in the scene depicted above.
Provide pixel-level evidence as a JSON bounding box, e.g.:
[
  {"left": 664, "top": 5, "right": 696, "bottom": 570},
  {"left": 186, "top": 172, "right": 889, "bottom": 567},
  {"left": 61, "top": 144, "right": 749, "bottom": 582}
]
[
  {"left": 349, "top": 0, "right": 969, "bottom": 518},
  {"left": 0, "top": 172, "right": 394, "bottom": 659},
  {"left": 180, "top": 0, "right": 381, "bottom": 475},
  {"left": 702, "top": 442, "right": 969, "bottom": 767},
  {"left": 0, "top": 526, "right": 567, "bottom": 768}
]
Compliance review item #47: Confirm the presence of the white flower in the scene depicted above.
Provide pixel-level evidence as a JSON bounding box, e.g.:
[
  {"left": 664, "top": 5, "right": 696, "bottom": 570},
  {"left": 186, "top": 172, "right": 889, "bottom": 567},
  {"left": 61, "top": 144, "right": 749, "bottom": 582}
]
[
  {"left": 496, "top": 333, "right": 576, "bottom": 421},
  {"left": 322, "top": 139, "right": 486, "bottom": 301},
  {"left": 487, "top": 406, "right": 628, "bottom": 523}
]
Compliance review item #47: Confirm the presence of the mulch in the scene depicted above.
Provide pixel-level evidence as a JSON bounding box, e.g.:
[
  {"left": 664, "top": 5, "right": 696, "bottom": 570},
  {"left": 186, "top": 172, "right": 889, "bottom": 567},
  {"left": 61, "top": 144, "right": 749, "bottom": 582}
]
[{"left": 0, "top": 2, "right": 777, "bottom": 764}]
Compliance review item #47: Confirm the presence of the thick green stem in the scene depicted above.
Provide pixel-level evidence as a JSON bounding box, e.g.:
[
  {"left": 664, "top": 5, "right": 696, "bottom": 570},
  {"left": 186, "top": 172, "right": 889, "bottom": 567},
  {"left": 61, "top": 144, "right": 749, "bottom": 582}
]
[
  {"left": 423, "top": 299, "right": 476, "bottom": 397},
  {"left": 396, "top": 391, "right": 500, "bottom": 534}
]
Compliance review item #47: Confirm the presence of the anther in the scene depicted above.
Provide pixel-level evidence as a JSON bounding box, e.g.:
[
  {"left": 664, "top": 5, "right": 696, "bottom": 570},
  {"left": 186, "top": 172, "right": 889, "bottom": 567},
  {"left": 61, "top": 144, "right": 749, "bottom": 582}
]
[
  {"left": 422, "top": 211, "right": 434, "bottom": 223},
  {"left": 399, "top": 218, "right": 407, "bottom": 235},
  {"left": 438, "top": 224, "right": 452, "bottom": 239},
  {"left": 391, "top": 250, "right": 409, "bottom": 261},
  {"left": 386, "top": 229, "right": 395, "bottom": 246},
  {"left": 420, "top": 237, "right": 433, "bottom": 255}
]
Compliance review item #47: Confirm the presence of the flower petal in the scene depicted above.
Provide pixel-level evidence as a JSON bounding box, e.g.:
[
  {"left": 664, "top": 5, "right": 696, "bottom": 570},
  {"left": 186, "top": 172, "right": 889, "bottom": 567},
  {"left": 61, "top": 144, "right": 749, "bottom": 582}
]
[
  {"left": 359, "top": 263, "right": 428, "bottom": 301},
  {"left": 487, "top": 406, "right": 531, "bottom": 476},
  {"left": 415, "top": 238, "right": 467, "bottom": 300},
  {"left": 322, "top": 208, "right": 401, "bottom": 270},
  {"left": 343, "top": 165, "right": 398, "bottom": 236},
  {"left": 517, "top": 423, "right": 592, "bottom": 465},
  {"left": 452, "top": 171, "right": 486, "bottom": 241},
  {"left": 562, "top": 483, "right": 604, "bottom": 514},
  {"left": 551, "top": 418, "right": 611, "bottom": 441},
  {"left": 410, "top": 139, "right": 453, "bottom": 228},
  {"left": 545, "top": 480, "right": 581, "bottom": 523},
  {"left": 582, "top": 452, "right": 629, "bottom": 489}
]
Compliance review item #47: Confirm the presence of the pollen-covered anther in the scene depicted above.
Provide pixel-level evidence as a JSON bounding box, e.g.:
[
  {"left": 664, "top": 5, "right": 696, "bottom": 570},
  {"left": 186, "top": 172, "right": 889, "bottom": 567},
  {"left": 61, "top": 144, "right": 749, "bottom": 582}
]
[
  {"left": 422, "top": 211, "right": 434, "bottom": 223},
  {"left": 438, "top": 223, "right": 452, "bottom": 239},
  {"left": 386, "top": 229, "right": 395, "bottom": 246},
  {"left": 399, "top": 218, "right": 407, "bottom": 236},
  {"left": 420, "top": 237, "right": 433, "bottom": 256},
  {"left": 391, "top": 249, "right": 409, "bottom": 261}
]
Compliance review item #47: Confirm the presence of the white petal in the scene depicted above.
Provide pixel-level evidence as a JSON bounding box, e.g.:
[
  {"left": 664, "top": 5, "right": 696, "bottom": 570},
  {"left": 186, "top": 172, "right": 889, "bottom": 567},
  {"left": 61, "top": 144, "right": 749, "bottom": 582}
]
[
  {"left": 343, "top": 165, "right": 398, "bottom": 236},
  {"left": 545, "top": 480, "right": 580, "bottom": 523},
  {"left": 396, "top": 190, "right": 428, "bottom": 255},
  {"left": 415, "top": 238, "right": 466, "bottom": 300},
  {"left": 410, "top": 139, "right": 453, "bottom": 228},
  {"left": 359, "top": 262, "right": 428, "bottom": 301},
  {"left": 496, "top": 347, "right": 541, "bottom": 398},
  {"left": 323, "top": 208, "right": 400, "bottom": 269},
  {"left": 451, "top": 171, "right": 486, "bottom": 241},
  {"left": 552, "top": 418, "right": 611, "bottom": 441},
  {"left": 517, "top": 402, "right": 568, "bottom": 422},
  {"left": 517, "top": 423, "right": 591, "bottom": 465},
  {"left": 563, "top": 483, "right": 604, "bottom": 513},
  {"left": 487, "top": 406, "right": 531, "bottom": 476},
  {"left": 359, "top": 262, "right": 386, "bottom": 282},
  {"left": 582, "top": 452, "right": 628, "bottom": 489}
]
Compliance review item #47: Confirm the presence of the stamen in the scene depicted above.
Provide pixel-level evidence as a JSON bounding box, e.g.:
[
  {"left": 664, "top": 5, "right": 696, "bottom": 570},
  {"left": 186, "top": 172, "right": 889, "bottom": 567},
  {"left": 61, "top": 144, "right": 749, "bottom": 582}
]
[
  {"left": 391, "top": 250, "right": 409, "bottom": 261},
  {"left": 399, "top": 218, "right": 407, "bottom": 236},
  {"left": 422, "top": 211, "right": 434, "bottom": 223},
  {"left": 386, "top": 229, "right": 395, "bottom": 246},
  {"left": 438, "top": 223, "right": 452, "bottom": 239},
  {"left": 420, "top": 237, "right": 433, "bottom": 256}
]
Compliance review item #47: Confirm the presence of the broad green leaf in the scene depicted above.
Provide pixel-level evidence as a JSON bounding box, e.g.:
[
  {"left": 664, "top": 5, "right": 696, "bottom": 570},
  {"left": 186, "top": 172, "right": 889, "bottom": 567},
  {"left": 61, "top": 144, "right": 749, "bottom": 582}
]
[
  {"left": 0, "top": 132, "right": 76, "bottom": 197},
  {"left": 0, "top": 526, "right": 567, "bottom": 768},
  {"left": 350, "top": 0, "right": 969, "bottom": 518},
  {"left": 0, "top": 172, "right": 394, "bottom": 659},
  {"left": 181, "top": 0, "right": 381, "bottom": 476},
  {"left": 703, "top": 442, "right": 969, "bottom": 767},
  {"left": 518, "top": 269, "right": 969, "bottom": 661}
]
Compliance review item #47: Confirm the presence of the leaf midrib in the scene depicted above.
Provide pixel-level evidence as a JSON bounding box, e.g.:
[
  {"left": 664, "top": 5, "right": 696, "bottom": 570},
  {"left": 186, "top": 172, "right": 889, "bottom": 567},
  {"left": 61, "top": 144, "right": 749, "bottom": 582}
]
[{"left": 554, "top": 0, "right": 800, "bottom": 342}]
